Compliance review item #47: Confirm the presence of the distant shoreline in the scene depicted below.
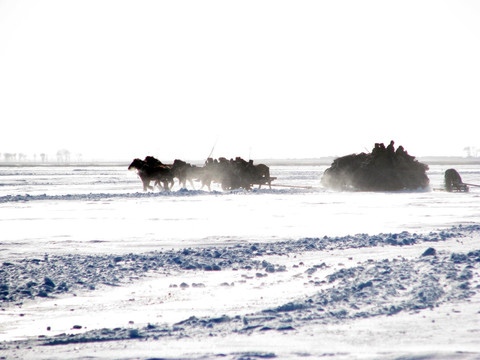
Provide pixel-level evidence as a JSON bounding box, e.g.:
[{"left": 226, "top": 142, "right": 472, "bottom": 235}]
[{"left": 0, "top": 156, "right": 479, "bottom": 167}]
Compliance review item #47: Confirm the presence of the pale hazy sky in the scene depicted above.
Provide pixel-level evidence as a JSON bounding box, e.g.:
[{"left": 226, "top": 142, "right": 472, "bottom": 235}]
[{"left": 1, "top": 0, "right": 479, "bottom": 161}]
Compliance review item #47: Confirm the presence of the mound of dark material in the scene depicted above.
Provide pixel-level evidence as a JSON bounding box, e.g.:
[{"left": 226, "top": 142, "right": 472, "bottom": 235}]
[{"left": 321, "top": 141, "right": 430, "bottom": 191}]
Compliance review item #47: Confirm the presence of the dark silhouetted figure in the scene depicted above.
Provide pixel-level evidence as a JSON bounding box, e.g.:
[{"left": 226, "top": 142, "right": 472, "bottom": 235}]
[
  {"left": 387, "top": 140, "right": 395, "bottom": 157},
  {"left": 444, "top": 169, "right": 468, "bottom": 192}
]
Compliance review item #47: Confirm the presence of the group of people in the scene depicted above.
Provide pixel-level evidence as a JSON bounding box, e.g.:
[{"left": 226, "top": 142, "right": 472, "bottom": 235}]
[
  {"left": 371, "top": 141, "right": 415, "bottom": 163},
  {"left": 128, "top": 156, "right": 273, "bottom": 192}
]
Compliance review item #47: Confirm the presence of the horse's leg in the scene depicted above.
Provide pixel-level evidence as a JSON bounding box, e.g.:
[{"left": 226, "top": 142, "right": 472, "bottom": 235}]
[
  {"left": 189, "top": 179, "right": 195, "bottom": 189},
  {"left": 200, "top": 178, "right": 210, "bottom": 191},
  {"left": 156, "top": 180, "right": 164, "bottom": 191},
  {"left": 204, "top": 180, "right": 210, "bottom": 191}
]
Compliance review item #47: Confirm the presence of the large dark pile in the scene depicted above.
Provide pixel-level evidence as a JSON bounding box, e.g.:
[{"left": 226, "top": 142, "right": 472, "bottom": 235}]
[{"left": 321, "top": 141, "right": 429, "bottom": 191}]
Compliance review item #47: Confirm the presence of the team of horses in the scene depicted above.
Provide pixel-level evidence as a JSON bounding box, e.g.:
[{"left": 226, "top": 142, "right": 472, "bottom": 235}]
[{"left": 128, "top": 156, "right": 273, "bottom": 192}]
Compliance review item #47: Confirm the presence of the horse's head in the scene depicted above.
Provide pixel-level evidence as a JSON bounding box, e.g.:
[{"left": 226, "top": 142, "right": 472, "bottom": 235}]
[{"left": 128, "top": 158, "right": 145, "bottom": 171}]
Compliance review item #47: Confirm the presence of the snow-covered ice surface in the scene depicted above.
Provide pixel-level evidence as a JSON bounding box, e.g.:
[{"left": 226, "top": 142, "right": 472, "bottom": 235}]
[{"left": 1, "top": 163, "right": 480, "bottom": 359}]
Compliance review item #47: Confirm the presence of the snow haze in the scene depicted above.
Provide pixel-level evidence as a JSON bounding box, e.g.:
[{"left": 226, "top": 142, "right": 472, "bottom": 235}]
[{"left": 1, "top": 1, "right": 480, "bottom": 161}]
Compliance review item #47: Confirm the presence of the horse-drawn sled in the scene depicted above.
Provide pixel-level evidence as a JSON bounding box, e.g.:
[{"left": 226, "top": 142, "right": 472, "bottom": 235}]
[{"left": 129, "top": 156, "right": 276, "bottom": 192}]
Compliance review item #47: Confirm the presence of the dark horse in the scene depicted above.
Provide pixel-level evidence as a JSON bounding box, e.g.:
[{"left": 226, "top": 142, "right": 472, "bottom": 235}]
[
  {"left": 128, "top": 158, "right": 174, "bottom": 191},
  {"left": 171, "top": 159, "right": 212, "bottom": 190},
  {"left": 171, "top": 159, "right": 197, "bottom": 189}
]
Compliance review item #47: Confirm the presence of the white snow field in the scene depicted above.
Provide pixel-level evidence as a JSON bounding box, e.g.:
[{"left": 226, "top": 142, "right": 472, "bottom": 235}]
[{"left": 1, "top": 162, "right": 480, "bottom": 359}]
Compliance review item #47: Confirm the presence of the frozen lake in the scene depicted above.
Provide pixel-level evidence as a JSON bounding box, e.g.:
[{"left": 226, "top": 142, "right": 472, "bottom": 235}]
[{"left": 1, "top": 161, "right": 480, "bottom": 359}]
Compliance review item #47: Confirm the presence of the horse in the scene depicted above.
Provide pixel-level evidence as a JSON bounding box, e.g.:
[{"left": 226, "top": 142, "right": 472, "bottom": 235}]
[
  {"left": 213, "top": 158, "right": 248, "bottom": 190},
  {"left": 144, "top": 156, "right": 164, "bottom": 167},
  {"left": 171, "top": 159, "right": 196, "bottom": 189},
  {"left": 128, "top": 158, "right": 174, "bottom": 191},
  {"left": 200, "top": 158, "right": 225, "bottom": 191},
  {"left": 171, "top": 159, "right": 212, "bottom": 190}
]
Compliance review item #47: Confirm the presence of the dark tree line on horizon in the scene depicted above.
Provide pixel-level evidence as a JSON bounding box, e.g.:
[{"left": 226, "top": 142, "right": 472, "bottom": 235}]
[{"left": 0, "top": 149, "right": 83, "bottom": 163}]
